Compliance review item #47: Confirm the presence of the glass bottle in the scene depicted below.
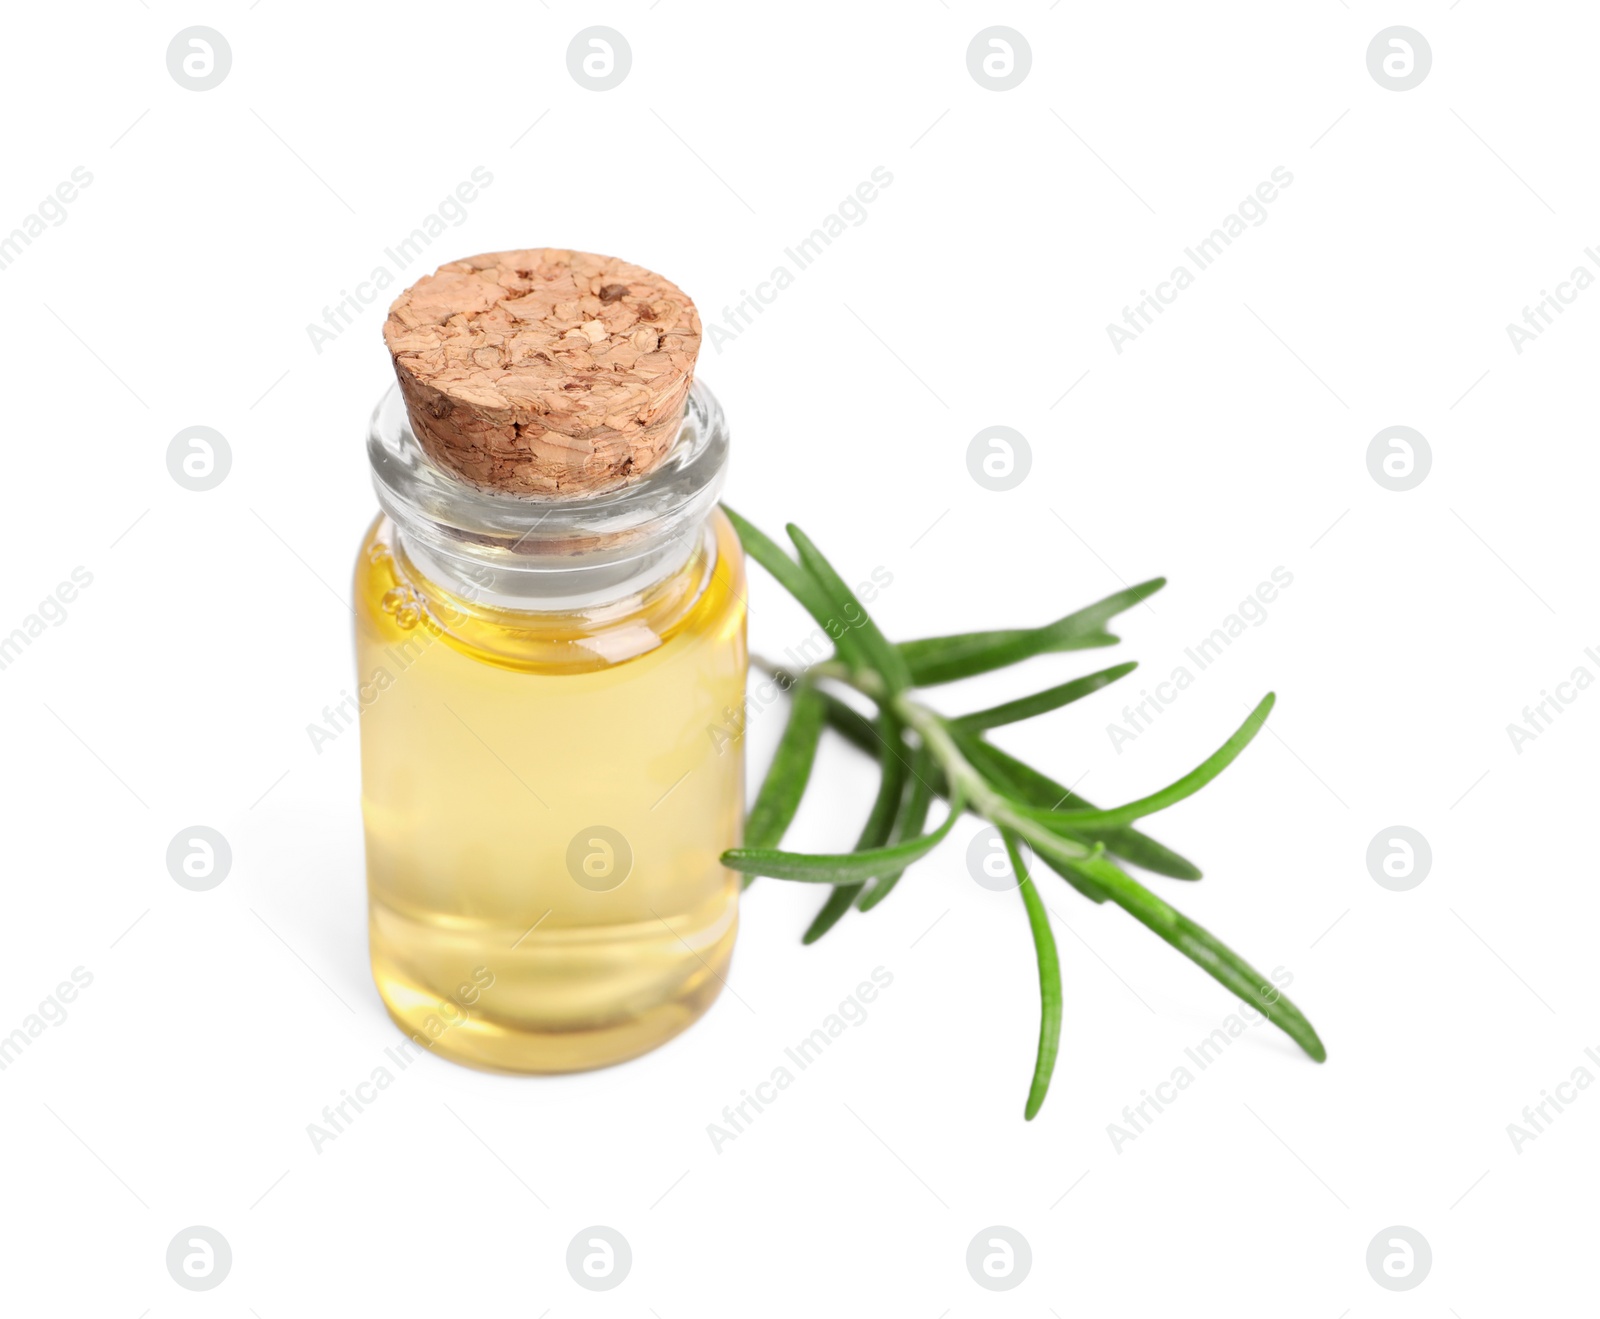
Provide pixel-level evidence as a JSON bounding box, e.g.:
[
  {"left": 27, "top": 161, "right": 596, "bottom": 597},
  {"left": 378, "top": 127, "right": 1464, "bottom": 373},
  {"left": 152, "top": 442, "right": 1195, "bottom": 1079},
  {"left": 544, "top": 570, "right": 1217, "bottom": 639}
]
[{"left": 354, "top": 378, "right": 746, "bottom": 1073}]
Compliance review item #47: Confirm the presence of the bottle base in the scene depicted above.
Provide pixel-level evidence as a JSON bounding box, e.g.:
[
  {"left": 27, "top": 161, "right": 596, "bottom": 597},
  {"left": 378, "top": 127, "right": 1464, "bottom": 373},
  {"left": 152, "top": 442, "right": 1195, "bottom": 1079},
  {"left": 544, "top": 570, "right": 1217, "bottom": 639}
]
[{"left": 368, "top": 910, "right": 737, "bottom": 1074}]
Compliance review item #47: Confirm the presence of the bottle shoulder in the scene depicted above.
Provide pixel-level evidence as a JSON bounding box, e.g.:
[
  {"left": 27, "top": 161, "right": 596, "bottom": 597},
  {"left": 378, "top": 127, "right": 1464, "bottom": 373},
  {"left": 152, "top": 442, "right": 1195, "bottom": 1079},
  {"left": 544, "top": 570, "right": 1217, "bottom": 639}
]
[{"left": 355, "top": 510, "right": 745, "bottom": 676}]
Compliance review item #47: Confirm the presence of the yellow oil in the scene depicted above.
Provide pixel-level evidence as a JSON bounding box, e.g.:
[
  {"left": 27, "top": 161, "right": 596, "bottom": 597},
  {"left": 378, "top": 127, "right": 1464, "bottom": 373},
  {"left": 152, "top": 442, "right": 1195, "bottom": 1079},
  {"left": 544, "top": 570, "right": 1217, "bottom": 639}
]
[{"left": 353, "top": 510, "right": 747, "bottom": 1072}]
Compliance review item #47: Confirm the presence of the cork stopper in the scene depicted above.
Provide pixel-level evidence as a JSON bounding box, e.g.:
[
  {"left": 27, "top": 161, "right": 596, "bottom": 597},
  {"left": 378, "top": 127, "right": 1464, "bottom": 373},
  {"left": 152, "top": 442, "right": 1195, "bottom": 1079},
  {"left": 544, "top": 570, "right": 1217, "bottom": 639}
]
[{"left": 382, "top": 249, "right": 702, "bottom": 497}]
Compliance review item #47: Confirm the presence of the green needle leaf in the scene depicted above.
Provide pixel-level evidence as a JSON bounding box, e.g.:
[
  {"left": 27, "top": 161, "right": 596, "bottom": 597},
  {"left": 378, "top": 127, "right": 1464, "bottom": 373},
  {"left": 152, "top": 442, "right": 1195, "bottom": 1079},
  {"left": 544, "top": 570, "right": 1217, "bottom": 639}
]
[
  {"left": 809, "top": 683, "right": 881, "bottom": 751},
  {"left": 957, "top": 735, "right": 1202, "bottom": 881},
  {"left": 722, "top": 506, "right": 871, "bottom": 670},
  {"left": 858, "top": 743, "right": 934, "bottom": 911},
  {"left": 1005, "top": 828, "right": 1062, "bottom": 1121},
  {"left": 952, "top": 661, "right": 1139, "bottom": 734},
  {"left": 803, "top": 709, "right": 910, "bottom": 943},
  {"left": 787, "top": 524, "right": 913, "bottom": 694},
  {"left": 1035, "top": 842, "right": 1325, "bottom": 1062},
  {"left": 802, "top": 885, "right": 856, "bottom": 944},
  {"left": 800, "top": 682, "right": 1198, "bottom": 893},
  {"left": 898, "top": 578, "right": 1165, "bottom": 686},
  {"left": 739, "top": 681, "right": 827, "bottom": 888},
  {"left": 722, "top": 784, "right": 965, "bottom": 884},
  {"left": 1020, "top": 693, "right": 1276, "bottom": 832}
]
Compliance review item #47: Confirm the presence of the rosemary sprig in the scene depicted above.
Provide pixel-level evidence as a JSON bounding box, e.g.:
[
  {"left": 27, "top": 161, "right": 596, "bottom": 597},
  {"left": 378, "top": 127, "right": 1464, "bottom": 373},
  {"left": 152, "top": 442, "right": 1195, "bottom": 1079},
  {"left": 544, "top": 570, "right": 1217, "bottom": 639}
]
[{"left": 720, "top": 508, "right": 1327, "bottom": 1121}]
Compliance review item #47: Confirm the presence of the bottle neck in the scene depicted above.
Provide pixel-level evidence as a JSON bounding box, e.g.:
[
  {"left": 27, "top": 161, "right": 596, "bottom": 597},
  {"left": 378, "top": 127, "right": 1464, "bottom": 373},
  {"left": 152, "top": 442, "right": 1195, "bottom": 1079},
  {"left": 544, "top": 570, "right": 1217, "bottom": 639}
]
[
  {"left": 391, "top": 507, "right": 709, "bottom": 613},
  {"left": 368, "top": 378, "right": 730, "bottom": 613},
  {"left": 371, "top": 514, "right": 724, "bottom": 673}
]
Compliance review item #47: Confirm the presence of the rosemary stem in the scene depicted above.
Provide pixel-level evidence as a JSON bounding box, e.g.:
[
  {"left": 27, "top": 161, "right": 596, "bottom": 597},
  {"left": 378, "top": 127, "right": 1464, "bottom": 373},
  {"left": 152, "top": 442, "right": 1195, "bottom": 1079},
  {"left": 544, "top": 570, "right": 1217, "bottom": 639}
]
[
  {"left": 889, "top": 689, "right": 1090, "bottom": 865},
  {"left": 753, "top": 652, "right": 1091, "bottom": 864}
]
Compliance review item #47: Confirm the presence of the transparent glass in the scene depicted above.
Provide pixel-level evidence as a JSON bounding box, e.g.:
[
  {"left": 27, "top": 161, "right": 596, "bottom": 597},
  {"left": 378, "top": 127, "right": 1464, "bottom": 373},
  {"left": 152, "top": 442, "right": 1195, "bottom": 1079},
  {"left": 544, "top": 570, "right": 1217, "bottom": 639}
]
[{"left": 354, "top": 380, "right": 747, "bottom": 1072}]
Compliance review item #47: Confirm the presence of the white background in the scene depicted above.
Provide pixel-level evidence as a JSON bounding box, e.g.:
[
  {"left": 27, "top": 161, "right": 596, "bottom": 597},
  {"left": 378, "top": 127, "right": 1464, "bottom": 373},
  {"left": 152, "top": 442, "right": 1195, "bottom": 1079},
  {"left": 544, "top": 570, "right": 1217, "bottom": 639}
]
[{"left": 1, "top": 2, "right": 1595, "bottom": 1314}]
